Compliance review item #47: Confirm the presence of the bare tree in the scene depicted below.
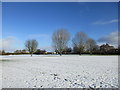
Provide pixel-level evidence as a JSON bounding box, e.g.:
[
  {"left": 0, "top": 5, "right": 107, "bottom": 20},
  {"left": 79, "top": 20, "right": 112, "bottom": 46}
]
[
  {"left": 86, "top": 38, "right": 96, "bottom": 55},
  {"left": 52, "top": 29, "right": 70, "bottom": 56},
  {"left": 25, "top": 39, "right": 38, "bottom": 56},
  {"left": 72, "top": 32, "right": 88, "bottom": 55}
]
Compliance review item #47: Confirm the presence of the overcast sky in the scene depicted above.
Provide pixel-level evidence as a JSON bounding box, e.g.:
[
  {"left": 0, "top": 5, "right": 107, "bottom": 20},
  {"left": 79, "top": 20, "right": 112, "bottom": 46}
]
[{"left": 1, "top": 2, "right": 119, "bottom": 52}]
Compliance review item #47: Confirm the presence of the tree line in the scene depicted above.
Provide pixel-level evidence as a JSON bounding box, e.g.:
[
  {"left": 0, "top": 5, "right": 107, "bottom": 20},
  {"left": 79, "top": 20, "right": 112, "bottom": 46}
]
[
  {"left": 51, "top": 29, "right": 119, "bottom": 56},
  {"left": 1, "top": 29, "right": 119, "bottom": 56}
]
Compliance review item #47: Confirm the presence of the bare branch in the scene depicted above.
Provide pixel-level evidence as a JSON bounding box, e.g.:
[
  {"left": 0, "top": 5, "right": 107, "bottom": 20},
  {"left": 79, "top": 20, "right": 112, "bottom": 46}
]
[
  {"left": 52, "top": 29, "right": 70, "bottom": 56},
  {"left": 72, "top": 32, "right": 88, "bottom": 55},
  {"left": 25, "top": 39, "right": 38, "bottom": 56}
]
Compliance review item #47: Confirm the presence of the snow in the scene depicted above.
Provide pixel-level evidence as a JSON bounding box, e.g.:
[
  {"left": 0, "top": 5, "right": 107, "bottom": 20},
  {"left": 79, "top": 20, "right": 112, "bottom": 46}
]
[{"left": 0, "top": 55, "right": 118, "bottom": 88}]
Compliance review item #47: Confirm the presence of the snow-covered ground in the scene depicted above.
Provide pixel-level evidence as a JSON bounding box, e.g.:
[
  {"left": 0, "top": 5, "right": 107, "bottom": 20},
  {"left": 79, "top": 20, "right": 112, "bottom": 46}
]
[{"left": 0, "top": 55, "right": 118, "bottom": 88}]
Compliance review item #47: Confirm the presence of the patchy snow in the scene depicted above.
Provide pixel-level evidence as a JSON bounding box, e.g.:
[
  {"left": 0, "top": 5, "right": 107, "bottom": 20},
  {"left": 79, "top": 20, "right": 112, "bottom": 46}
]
[{"left": 0, "top": 55, "right": 118, "bottom": 88}]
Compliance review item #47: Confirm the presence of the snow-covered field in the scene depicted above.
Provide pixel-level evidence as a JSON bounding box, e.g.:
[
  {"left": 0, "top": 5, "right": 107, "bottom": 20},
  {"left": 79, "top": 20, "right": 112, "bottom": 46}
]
[{"left": 0, "top": 55, "right": 118, "bottom": 88}]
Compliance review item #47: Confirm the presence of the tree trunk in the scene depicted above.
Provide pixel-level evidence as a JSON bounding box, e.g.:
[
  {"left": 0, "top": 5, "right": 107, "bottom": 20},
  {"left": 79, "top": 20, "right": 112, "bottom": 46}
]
[
  {"left": 60, "top": 50, "right": 62, "bottom": 56},
  {"left": 89, "top": 50, "right": 92, "bottom": 55},
  {"left": 31, "top": 52, "right": 33, "bottom": 57},
  {"left": 79, "top": 49, "right": 82, "bottom": 55},
  {"left": 60, "top": 53, "right": 62, "bottom": 56},
  {"left": 90, "top": 52, "right": 92, "bottom": 55},
  {"left": 79, "top": 52, "right": 81, "bottom": 55}
]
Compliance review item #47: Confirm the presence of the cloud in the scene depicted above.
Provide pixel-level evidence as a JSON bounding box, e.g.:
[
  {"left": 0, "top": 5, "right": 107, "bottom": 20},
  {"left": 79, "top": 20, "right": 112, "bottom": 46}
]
[
  {"left": 98, "top": 31, "right": 119, "bottom": 47},
  {"left": 93, "top": 19, "right": 118, "bottom": 25},
  {"left": 0, "top": 36, "right": 16, "bottom": 52},
  {"left": 0, "top": 36, "right": 25, "bottom": 52},
  {"left": 0, "top": 35, "right": 52, "bottom": 52}
]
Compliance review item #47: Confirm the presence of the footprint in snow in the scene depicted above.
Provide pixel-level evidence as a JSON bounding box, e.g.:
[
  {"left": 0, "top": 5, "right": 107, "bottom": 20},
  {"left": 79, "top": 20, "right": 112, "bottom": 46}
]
[{"left": 64, "top": 79, "right": 68, "bottom": 81}]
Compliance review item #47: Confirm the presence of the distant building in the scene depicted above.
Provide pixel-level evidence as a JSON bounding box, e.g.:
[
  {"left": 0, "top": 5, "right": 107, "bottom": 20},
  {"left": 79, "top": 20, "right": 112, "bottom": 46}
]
[
  {"left": 14, "top": 49, "right": 27, "bottom": 54},
  {"left": 100, "top": 43, "right": 114, "bottom": 53}
]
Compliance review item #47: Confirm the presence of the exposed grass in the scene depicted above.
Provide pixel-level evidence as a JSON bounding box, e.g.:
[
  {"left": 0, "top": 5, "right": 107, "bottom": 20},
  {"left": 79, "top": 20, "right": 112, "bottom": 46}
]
[{"left": 0, "top": 59, "right": 15, "bottom": 62}]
